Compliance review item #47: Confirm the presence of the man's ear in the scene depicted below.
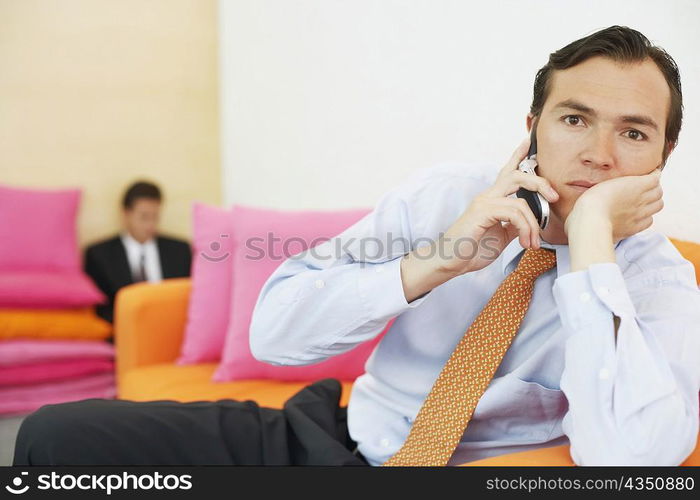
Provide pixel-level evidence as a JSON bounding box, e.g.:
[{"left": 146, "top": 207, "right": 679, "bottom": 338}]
[
  {"left": 526, "top": 113, "right": 534, "bottom": 133},
  {"left": 666, "top": 140, "right": 677, "bottom": 157},
  {"left": 121, "top": 208, "right": 130, "bottom": 226},
  {"left": 660, "top": 139, "right": 677, "bottom": 171}
]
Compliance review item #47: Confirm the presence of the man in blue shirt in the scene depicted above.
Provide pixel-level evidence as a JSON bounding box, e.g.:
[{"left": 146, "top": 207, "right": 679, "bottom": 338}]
[
  {"left": 248, "top": 26, "right": 699, "bottom": 466},
  {"left": 14, "top": 25, "right": 700, "bottom": 467}
]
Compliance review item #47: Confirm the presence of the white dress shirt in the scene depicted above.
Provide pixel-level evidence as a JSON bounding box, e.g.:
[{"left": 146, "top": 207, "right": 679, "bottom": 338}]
[
  {"left": 248, "top": 161, "right": 700, "bottom": 466},
  {"left": 120, "top": 232, "right": 163, "bottom": 283}
]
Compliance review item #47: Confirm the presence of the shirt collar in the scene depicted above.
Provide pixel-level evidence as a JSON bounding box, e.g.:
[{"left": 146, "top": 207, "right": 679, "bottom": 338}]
[
  {"left": 500, "top": 236, "right": 623, "bottom": 278},
  {"left": 120, "top": 232, "right": 155, "bottom": 250}
]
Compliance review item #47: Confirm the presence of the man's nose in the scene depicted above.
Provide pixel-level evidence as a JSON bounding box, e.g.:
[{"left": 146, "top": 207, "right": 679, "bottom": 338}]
[{"left": 581, "top": 128, "right": 615, "bottom": 169}]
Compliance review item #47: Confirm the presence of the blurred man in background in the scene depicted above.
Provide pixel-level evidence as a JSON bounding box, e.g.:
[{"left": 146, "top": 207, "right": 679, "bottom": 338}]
[{"left": 84, "top": 181, "right": 192, "bottom": 324}]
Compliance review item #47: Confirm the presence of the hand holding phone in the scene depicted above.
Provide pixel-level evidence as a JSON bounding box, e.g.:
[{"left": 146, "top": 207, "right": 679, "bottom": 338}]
[
  {"left": 515, "top": 123, "right": 550, "bottom": 230},
  {"left": 433, "top": 132, "right": 559, "bottom": 277}
]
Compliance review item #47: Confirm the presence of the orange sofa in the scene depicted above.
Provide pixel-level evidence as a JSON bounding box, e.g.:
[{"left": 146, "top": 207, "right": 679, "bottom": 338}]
[{"left": 114, "top": 238, "right": 700, "bottom": 466}]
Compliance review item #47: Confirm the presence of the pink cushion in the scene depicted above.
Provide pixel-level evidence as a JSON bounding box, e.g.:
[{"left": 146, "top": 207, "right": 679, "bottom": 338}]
[
  {"left": 0, "top": 339, "right": 114, "bottom": 367},
  {"left": 0, "top": 358, "right": 114, "bottom": 386},
  {"left": 0, "top": 372, "right": 115, "bottom": 416},
  {"left": 0, "top": 271, "right": 105, "bottom": 308},
  {"left": 213, "top": 204, "right": 389, "bottom": 382},
  {"left": 0, "top": 184, "right": 81, "bottom": 272},
  {"left": 177, "top": 203, "right": 235, "bottom": 364}
]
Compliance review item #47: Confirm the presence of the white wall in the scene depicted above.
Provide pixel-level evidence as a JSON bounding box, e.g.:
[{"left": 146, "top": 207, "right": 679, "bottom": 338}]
[{"left": 219, "top": 0, "right": 700, "bottom": 242}]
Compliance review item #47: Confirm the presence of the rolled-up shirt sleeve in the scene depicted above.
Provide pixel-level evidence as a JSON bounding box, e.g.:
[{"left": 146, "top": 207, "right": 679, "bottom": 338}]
[
  {"left": 553, "top": 261, "right": 700, "bottom": 465},
  {"left": 249, "top": 163, "right": 492, "bottom": 366}
]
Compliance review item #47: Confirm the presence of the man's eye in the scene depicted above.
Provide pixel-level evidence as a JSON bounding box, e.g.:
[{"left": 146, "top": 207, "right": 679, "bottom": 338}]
[
  {"left": 625, "top": 130, "right": 646, "bottom": 141},
  {"left": 563, "top": 115, "right": 583, "bottom": 126}
]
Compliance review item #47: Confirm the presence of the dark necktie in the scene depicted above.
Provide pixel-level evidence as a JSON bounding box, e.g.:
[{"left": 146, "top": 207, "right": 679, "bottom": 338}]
[{"left": 132, "top": 251, "right": 146, "bottom": 282}]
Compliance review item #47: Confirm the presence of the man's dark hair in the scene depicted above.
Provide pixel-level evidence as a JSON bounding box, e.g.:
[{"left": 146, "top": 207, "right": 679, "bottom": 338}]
[
  {"left": 122, "top": 181, "right": 162, "bottom": 210},
  {"left": 530, "top": 25, "right": 682, "bottom": 166}
]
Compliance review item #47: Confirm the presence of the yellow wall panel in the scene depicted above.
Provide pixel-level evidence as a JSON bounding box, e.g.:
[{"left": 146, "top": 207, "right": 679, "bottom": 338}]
[{"left": 0, "top": 0, "right": 220, "bottom": 247}]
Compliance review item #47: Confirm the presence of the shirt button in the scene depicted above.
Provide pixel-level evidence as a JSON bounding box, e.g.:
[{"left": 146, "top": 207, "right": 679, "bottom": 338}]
[
  {"left": 379, "top": 438, "right": 390, "bottom": 448},
  {"left": 598, "top": 368, "right": 610, "bottom": 380},
  {"left": 579, "top": 292, "right": 591, "bottom": 303},
  {"left": 314, "top": 279, "right": 325, "bottom": 289}
]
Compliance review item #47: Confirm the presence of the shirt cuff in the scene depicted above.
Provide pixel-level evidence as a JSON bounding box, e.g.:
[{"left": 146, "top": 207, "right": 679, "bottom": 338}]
[
  {"left": 357, "top": 256, "right": 431, "bottom": 320},
  {"left": 553, "top": 263, "right": 634, "bottom": 333}
]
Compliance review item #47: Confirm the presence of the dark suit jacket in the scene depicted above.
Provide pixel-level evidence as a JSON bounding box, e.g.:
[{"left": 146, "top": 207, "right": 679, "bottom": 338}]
[{"left": 84, "top": 235, "right": 192, "bottom": 324}]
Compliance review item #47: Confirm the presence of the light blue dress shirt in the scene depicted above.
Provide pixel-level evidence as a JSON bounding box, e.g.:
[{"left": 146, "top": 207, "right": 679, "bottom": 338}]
[{"left": 249, "top": 162, "right": 700, "bottom": 466}]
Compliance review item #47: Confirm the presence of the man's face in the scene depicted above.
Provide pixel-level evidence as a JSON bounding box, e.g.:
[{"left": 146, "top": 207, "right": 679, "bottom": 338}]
[
  {"left": 528, "top": 55, "right": 671, "bottom": 224},
  {"left": 123, "top": 198, "right": 160, "bottom": 243}
]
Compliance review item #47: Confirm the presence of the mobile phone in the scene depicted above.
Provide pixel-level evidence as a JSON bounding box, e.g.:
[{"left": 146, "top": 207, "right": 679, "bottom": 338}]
[{"left": 516, "top": 121, "right": 549, "bottom": 230}]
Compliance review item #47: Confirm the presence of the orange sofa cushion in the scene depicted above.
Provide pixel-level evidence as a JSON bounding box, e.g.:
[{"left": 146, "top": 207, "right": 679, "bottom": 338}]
[
  {"left": 118, "top": 362, "right": 354, "bottom": 409},
  {"left": 463, "top": 444, "right": 575, "bottom": 466},
  {"left": 0, "top": 307, "right": 111, "bottom": 340}
]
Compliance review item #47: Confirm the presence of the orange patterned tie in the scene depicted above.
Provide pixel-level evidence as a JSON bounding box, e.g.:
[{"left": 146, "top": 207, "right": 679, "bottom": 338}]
[{"left": 383, "top": 248, "right": 557, "bottom": 466}]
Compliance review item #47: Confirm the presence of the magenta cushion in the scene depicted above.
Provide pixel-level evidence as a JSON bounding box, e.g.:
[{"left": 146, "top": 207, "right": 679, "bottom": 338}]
[
  {"left": 0, "top": 358, "right": 114, "bottom": 386},
  {"left": 0, "top": 372, "right": 115, "bottom": 416},
  {"left": 0, "top": 184, "right": 81, "bottom": 272},
  {"left": 0, "top": 271, "right": 105, "bottom": 308},
  {"left": 0, "top": 339, "right": 114, "bottom": 367},
  {"left": 213, "top": 204, "right": 389, "bottom": 382},
  {"left": 177, "top": 203, "right": 235, "bottom": 364}
]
